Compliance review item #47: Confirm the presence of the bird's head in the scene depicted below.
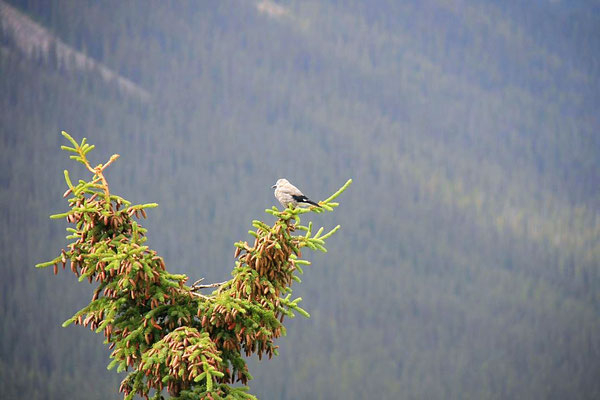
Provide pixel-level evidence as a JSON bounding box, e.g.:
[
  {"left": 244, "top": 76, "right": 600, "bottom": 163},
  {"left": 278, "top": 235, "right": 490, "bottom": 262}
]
[{"left": 272, "top": 178, "right": 288, "bottom": 189}]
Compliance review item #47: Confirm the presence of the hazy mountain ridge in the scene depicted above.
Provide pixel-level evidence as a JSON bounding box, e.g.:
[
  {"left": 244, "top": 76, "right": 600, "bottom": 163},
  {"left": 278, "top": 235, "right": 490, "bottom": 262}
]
[
  {"left": 0, "top": 0, "right": 149, "bottom": 100},
  {"left": 1, "top": 1, "right": 599, "bottom": 399}
]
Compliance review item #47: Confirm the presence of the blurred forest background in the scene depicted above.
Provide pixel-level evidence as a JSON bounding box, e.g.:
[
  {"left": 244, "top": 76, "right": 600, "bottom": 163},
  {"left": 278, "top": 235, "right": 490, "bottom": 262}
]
[{"left": 1, "top": 0, "right": 599, "bottom": 399}]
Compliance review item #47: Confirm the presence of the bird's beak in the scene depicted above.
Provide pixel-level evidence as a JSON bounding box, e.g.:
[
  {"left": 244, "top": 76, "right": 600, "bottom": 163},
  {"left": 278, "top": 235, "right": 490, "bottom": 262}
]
[{"left": 271, "top": 184, "right": 277, "bottom": 188}]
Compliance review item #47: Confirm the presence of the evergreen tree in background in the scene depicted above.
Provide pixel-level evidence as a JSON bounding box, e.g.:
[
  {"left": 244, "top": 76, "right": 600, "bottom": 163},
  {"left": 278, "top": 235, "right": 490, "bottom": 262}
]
[{"left": 36, "top": 132, "right": 351, "bottom": 399}]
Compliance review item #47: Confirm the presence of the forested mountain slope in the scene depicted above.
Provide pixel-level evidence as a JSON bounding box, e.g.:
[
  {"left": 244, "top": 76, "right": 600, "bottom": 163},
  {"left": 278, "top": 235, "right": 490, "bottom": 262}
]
[{"left": 1, "top": 1, "right": 598, "bottom": 399}]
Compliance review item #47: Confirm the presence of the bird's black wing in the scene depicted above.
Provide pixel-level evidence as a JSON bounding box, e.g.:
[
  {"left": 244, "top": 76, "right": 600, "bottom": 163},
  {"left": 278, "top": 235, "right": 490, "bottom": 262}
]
[{"left": 292, "top": 195, "right": 321, "bottom": 207}]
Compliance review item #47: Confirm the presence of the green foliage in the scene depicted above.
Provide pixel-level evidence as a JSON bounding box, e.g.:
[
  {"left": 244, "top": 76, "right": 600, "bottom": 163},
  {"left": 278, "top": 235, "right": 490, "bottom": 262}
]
[{"left": 37, "top": 133, "right": 350, "bottom": 399}]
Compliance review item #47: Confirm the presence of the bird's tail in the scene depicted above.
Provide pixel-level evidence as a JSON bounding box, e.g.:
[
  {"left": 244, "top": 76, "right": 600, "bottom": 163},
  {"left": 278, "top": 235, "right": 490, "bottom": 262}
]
[
  {"left": 292, "top": 194, "right": 322, "bottom": 208},
  {"left": 306, "top": 199, "right": 321, "bottom": 208}
]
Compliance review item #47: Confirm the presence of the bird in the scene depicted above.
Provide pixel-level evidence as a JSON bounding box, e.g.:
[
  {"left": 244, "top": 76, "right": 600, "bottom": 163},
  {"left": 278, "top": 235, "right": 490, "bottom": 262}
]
[{"left": 272, "top": 178, "right": 321, "bottom": 209}]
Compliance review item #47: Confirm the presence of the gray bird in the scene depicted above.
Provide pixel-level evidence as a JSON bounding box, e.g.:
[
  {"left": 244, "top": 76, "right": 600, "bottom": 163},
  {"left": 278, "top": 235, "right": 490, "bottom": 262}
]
[{"left": 272, "top": 178, "right": 321, "bottom": 208}]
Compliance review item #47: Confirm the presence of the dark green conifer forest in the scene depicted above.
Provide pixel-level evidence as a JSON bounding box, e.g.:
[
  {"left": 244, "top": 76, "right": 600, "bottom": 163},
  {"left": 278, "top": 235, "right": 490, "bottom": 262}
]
[{"left": 1, "top": 0, "right": 598, "bottom": 399}]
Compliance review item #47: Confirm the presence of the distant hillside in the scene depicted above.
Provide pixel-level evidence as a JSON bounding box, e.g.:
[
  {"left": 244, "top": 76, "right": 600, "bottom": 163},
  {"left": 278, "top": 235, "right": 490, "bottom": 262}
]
[
  {"left": 1, "top": 1, "right": 598, "bottom": 399},
  {"left": 0, "top": 0, "right": 149, "bottom": 101}
]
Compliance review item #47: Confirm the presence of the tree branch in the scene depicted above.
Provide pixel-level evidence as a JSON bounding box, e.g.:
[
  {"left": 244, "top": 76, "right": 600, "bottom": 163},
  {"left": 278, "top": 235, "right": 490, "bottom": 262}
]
[{"left": 190, "top": 278, "right": 229, "bottom": 292}]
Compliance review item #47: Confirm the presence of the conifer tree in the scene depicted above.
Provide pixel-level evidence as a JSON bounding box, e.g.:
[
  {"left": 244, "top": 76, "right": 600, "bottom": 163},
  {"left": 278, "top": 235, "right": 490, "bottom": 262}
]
[{"left": 37, "top": 132, "right": 352, "bottom": 400}]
